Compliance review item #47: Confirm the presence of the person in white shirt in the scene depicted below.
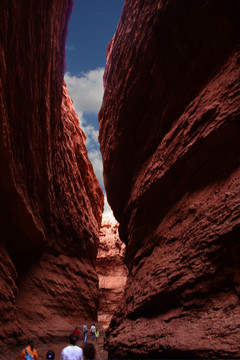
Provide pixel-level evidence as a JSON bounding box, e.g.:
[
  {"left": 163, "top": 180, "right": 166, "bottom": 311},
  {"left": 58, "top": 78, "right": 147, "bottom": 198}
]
[
  {"left": 90, "top": 324, "right": 96, "bottom": 341},
  {"left": 60, "top": 333, "right": 83, "bottom": 360}
]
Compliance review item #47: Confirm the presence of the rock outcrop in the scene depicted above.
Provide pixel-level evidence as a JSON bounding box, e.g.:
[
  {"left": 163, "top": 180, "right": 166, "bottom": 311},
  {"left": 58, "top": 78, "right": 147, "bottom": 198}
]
[
  {"left": 99, "top": 0, "right": 240, "bottom": 358},
  {"left": 96, "top": 217, "right": 127, "bottom": 329},
  {"left": 0, "top": 0, "right": 104, "bottom": 355}
]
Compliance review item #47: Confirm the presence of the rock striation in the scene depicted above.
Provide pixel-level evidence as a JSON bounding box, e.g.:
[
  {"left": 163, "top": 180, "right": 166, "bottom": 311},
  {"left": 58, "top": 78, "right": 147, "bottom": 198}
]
[
  {"left": 99, "top": 0, "right": 240, "bottom": 358},
  {"left": 0, "top": 0, "right": 104, "bottom": 355},
  {"left": 96, "top": 216, "right": 127, "bottom": 329}
]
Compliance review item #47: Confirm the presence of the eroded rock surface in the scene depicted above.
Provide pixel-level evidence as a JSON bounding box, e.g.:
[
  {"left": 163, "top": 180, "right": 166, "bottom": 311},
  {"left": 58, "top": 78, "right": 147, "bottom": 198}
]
[
  {"left": 0, "top": 0, "right": 104, "bottom": 355},
  {"left": 96, "top": 217, "right": 127, "bottom": 329},
  {"left": 99, "top": 0, "right": 240, "bottom": 358}
]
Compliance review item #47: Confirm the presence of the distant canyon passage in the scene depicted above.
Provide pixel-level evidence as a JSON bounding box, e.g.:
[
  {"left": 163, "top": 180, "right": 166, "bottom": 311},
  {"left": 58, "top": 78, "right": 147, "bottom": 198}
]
[
  {"left": 96, "top": 218, "right": 127, "bottom": 330},
  {"left": 0, "top": 0, "right": 240, "bottom": 359}
]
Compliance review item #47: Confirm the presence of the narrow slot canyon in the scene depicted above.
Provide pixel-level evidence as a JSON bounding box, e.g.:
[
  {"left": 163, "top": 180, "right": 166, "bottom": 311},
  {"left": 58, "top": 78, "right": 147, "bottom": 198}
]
[
  {"left": 0, "top": 1, "right": 240, "bottom": 360},
  {"left": 96, "top": 218, "right": 128, "bottom": 331}
]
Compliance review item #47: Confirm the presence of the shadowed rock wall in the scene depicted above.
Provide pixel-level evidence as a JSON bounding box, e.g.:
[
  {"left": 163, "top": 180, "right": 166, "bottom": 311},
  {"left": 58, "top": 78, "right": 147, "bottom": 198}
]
[
  {"left": 99, "top": 0, "right": 240, "bottom": 358},
  {"left": 0, "top": 0, "right": 104, "bottom": 355}
]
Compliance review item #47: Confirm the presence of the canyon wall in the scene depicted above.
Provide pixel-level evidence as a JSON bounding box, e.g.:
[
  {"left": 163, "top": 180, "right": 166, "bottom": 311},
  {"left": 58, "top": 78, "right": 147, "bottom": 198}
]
[
  {"left": 0, "top": 0, "right": 104, "bottom": 355},
  {"left": 99, "top": 0, "right": 240, "bottom": 358},
  {"left": 96, "top": 217, "right": 127, "bottom": 329}
]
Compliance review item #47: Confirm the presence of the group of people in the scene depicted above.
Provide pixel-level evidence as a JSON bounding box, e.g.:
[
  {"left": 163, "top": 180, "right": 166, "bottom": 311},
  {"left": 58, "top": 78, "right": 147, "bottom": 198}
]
[
  {"left": 80, "top": 323, "right": 99, "bottom": 343},
  {"left": 19, "top": 324, "right": 99, "bottom": 360}
]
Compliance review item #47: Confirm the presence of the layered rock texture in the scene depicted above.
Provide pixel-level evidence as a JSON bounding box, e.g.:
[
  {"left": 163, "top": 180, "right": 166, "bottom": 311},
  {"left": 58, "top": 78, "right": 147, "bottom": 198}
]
[
  {"left": 96, "top": 217, "right": 127, "bottom": 329},
  {"left": 0, "top": 0, "right": 104, "bottom": 355},
  {"left": 99, "top": 0, "right": 240, "bottom": 358}
]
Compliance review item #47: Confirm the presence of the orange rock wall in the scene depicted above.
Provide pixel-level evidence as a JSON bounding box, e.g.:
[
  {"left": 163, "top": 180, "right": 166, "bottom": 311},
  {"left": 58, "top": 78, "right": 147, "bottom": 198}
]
[
  {"left": 96, "top": 217, "right": 127, "bottom": 329},
  {"left": 99, "top": 0, "right": 240, "bottom": 358},
  {"left": 0, "top": 0, "right": 104, "bottom": 355}
]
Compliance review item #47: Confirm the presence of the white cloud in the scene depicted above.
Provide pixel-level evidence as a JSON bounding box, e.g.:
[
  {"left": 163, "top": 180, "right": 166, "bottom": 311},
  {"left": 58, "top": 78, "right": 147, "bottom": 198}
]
[
  {"left": 64, "top": 68, "right": 104, "bottom": 183},
  {"left": 88, "top": 151, "right": 115, "bottom": 219},
  {"left": 64, "top": 69, "right": 116, "bottom": 221},
  {"left": 87, "top": 152, "right": 115, "bottom": 219},
  {"left": 64, "top": 67, "right": 103, "bottom": 147},
  {"left": 74, "top": 109, "right": 85, "bottom": 127},
  {"left": 84, "top": 125, "right": 99, "bottom": 144},
  {"left": 103, "top": 194, "right": 114, "bottom": 218},
  {"left": 65, "top": 68, "right": 104, "bottom": 114},
  {"left": 88, "top": 150, "right": 104, "bottom": 188}
]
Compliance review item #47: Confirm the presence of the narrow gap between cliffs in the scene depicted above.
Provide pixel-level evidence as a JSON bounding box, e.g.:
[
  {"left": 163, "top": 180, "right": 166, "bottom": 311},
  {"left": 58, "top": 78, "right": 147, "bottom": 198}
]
[{"left": 64, "top": 0, "right": 127, "bottom": 332}]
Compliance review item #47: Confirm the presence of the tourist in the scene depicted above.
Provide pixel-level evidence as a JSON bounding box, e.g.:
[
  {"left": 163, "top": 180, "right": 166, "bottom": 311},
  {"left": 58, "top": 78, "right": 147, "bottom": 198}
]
[
  {"left": 83, "top": 323, "right": 88, "bottom": 343},
  {"left": 95, "top": 329, "right": 99, "bottom": 342},
  {"left": 90, "top": 324, "right": 96, "bottom": 341},
  {"left": 74, "top": 326, "right": 80, "bottom": 342},
  {"left": 19, "top": 340, "right": 38, "bottom": 359},
  {"left": 83, "top": 343, "right": 96, "bottom": 360},
  {"left": 46, "top": 350, "right": 55, "bottom": 359},
  {"left": 60, "top": 333, "right": 83, "bottom": 360}
]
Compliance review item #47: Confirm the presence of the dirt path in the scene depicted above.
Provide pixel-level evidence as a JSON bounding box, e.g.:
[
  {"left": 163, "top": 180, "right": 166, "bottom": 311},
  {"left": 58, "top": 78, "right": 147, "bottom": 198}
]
[{"left": 8, "top": 333, "right": 108, "bottom": 360}]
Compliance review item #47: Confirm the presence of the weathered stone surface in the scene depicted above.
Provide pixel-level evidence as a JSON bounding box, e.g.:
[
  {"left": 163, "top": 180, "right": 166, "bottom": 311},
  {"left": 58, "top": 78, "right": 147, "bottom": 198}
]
[
  {"left": 96, "top": 216, "right": 127, "bottom": 329},
  {"left": 99, "top": 0, "right": 240, "bottom": 358},
  {"left": 0, "top": 0, "right": 104, "bottom": 355}
]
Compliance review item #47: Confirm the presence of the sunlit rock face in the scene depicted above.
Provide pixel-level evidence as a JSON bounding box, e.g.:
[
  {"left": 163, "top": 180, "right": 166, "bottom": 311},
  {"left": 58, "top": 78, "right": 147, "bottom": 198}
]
[
  {"left": 0, "top": 0, "right": 104, "bottom": 355},
  {"left": 99, "top": 0, "right": 240, "bottom": 358},
  {"left": 96, "top": 217, "right": 127, "bottom": 329}
]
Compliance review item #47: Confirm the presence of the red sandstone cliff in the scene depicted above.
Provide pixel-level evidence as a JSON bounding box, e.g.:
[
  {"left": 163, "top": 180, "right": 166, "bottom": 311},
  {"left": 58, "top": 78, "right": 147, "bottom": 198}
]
[
  {"left": 0, "top": 0, "right": 104, "bottom": 355},
  {"left": 99, "top": 0, "right": 240, "bottom": 358},
  {"left": 96, "top": 217, "right": 127, "bottom": 329}
]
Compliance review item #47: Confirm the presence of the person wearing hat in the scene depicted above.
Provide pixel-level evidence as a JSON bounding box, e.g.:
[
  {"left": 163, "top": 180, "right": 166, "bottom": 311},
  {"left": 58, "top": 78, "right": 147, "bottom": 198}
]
[
  {"left": 46, "top": 350, "right": 55, "bottom": 359},
  {"left": 60, "top": 333, "right": 83, "bottom": 360}
]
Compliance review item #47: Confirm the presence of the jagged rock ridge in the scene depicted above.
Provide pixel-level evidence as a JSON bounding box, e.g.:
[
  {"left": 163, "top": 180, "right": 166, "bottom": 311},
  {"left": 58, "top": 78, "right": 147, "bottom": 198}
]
[
  {"left": 0, "top": 0, "right": 104, "bottom": 356},
  {"left": 99, "top": 0, "right": 240, "bottom": 358}
]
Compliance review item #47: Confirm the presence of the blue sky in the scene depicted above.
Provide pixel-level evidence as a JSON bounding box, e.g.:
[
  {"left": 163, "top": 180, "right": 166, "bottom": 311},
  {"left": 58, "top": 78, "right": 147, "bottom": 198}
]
[
  {"left": 66, "top": 1, "right": 124, "bottom": 73},
  {"left": 64, "top": 0, "right": 124, "bottom": 216}
]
